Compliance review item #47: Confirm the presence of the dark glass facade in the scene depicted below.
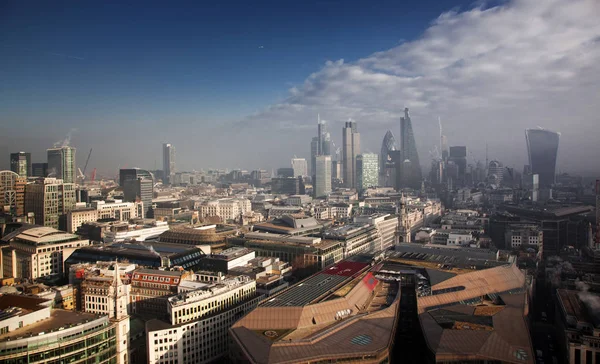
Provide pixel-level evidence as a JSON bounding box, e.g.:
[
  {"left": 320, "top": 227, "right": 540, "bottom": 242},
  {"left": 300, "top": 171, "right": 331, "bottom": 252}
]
[{"left": 525, "top": 128, "right": 559, "bottom": 188}]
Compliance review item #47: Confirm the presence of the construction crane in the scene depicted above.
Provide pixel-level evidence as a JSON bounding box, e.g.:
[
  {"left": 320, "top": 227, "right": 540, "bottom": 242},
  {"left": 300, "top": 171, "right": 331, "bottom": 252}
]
[{"left": 82, "top": 148, "right": 92, "bottom": 178}]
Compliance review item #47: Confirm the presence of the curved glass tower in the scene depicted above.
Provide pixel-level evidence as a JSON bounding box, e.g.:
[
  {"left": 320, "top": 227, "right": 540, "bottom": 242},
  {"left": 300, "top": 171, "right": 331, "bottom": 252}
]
[
  {"left": 400, "top": 108, "right": 422, "bottom": 189},
  {"left": 525, "top": 128, "right": 560, "bottom": 188},
  {"left": 380, "top": 131, "right": 397, "bottom": 186}
]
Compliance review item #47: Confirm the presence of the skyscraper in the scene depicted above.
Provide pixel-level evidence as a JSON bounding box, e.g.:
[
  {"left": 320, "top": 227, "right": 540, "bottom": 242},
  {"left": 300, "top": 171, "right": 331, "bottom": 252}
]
[
  {"left": 448, "top": 146, "right": 467, "bottom": 186},
  {"left": 10, "top": 152, "right": 31, "bottom": 177},
  {"left": 357, "top": 153, "right": 379, "bottom": 192},
  {"left": 525, "top": 128, "right": 560, "bottom": 188},
  {"left": 291, "top": 158, "right": 308, "bottom": 177},
  {"left": 47, "top": 146, "right": 76, "bottom": 184},
  {"left": 342, "top": 121, "right": 360, "bottom": 189},
  {"left": 25, "top": 177, "right": 76, "bottom": 228},
  {"left": 314, "top": 155, "right": 332, "bottom": 198},
  {"left": 162, "top": 143, "right": 175, "bottom": 184},
  {"left": 120, "top": 168, "right": 154, "bottom": 218},
  {"left": 310, "top": 137, "right": 319, "bottom": 178},
  {"left": 379, "top": 131, "right": 397, "bottom": 187},
  {"left": 399, "top": 108, "right": 422, "bottom": 189}
]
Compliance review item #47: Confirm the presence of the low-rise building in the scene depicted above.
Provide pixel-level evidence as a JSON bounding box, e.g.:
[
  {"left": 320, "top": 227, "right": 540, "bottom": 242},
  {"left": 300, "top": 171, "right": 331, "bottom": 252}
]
[
  {"left": 196, "top": 198, "right": 251, "bottom": 222},
  {"left": 35, "top": 284, "right": 76, "bottom": 310},
  {"left": 556, "top": 289, "right": 600, "bottom": 364},
  {"left": 505, "top": 224, "right": 543, "bottom": 249},
  {"left": 104, "top": 220, "right": 170, "bottom": 243},
  {"left": 198, "top": 247, "right": 256, "bottom": 273},
  {"left": 130, "top": 269, "right": 190, "bottom": 320},
  {"left": 158, "top": 224, "right": 238, "bottom": 250},
  {"left": 286, "top": 194, "right": 312, "bottom": 206},
  {"left": 93, "top": 199, "right": 142, "bottom": 221},
  {"left": 0, "top": 295, "right": 119, "bottom": 363},
  {"left": 66, "top": 207, "right": 98, "bottom": 233},
  {"left": 0, "top": 225, "right": 90, "bottom": 279}
]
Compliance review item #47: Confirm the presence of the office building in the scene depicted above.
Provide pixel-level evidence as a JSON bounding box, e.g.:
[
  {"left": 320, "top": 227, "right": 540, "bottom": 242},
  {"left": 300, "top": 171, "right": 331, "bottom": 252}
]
[
  {"left": 356, "top": 153, "right": 379, "bottom": 192},
  {"left": 525, "top": 127, "right": 560, "bottom": 188},
  {"left": 505, "top": 224, "right": 543, "bottom": 249},
  {"left": 596, "top": 180, "right": 600, "bottom": 246},
  {"left": 130, "top": 269, "right": 190, "bottom": 320},
  {"left": 9, "top": 152, "right": 31, "bottom": 178},
  {"left": 331, "top": 159, "right": 342, "bottom": 181},
  {"left": 119, "top": 168, "right": 154, "bottom": 187},
  {"left": 103, "top": 220, "right": 170, "bottom": 243},
  {"left": 123, "top": 177, "right": 153, "bottom": 218},
  {"left": 448, "top": 146, "right": 467, "bottom": 185},
  {"left": 1, "top": 225, "right": 90, "bottom": 279},
  {"left": 196, "top": 198, "right": 251, "bottom": 222},
  {"left": 162, "top": 143, "right": 175, "bottom": 184},
  {"left": 399, "top": 107, "right": 422, "bottom": 189},
  {"left": 271, "top": 176, "right": 305, "bottom": 195},
  {"left": 342, "top": 121, "right": 360, "bottom": 188},
  {"left": 0, "top": 171, "right": 19, "bottom": 215},
  {"left": 230, "top": 257, "right": 400, "bottom": 363},
  {"left": 31, "top": 162, "right": 48, "bottom": 177},
  {"left": 64, "top": 241, "right": 206, "bottom": 271},
  {"left": 487, "top": 160, "right": 504, "bottom": 185},
  {"left": 380, "top": 130, "right": 397, "bottom": 187},
  {"left": 146, "top": 276, "right": 262, "bottom": 364},
  {"left": 291, "top": 157, "right": 308, "bottom": 177},
  {"left": 67, "top": 207, "right": 99, "bottom": 233},
  {"left": 0, "top": 295, "right": 119, "bottom": 364},
  {"left": 310, "top": 136, "right": 319, "bottom": 178},
  {"left": 93, "top": 200, "right": 142, "bottom": 221},
  {"left": 556, "top": 289, "right": 600, "bottom": 364},
  {"left": 314, "top": 155, "right": 332, "bottom": 198},
  {"left": 24, "top": 177, "right": 76, "bottom": 228},
  {"left": 276, "top": 167, "right": 294, "bottom": 177},
  {"left": 47, "top": 146, "right": 76, "bottom": 184}
]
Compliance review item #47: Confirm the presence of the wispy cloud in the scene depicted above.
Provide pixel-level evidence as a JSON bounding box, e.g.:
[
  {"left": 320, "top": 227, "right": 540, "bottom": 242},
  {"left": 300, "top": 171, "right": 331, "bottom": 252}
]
[
  {"left": 243, "top": 0, "right": 600, "bottom": 172},
  {"left": 46, "top": 52, "right": 85, "bottom": 60}
]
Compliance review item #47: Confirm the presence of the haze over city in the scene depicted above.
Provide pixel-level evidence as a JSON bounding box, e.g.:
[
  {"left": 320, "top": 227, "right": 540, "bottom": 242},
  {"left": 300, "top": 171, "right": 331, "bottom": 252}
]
[{"left": 1, "top": 0, "right": 599, "bottom": 176}]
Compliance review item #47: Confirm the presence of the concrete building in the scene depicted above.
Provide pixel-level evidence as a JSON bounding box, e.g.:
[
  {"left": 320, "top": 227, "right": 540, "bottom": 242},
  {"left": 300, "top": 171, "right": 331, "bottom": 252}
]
[
  {"left": 487, "top": 160, "right": 504, "bottom": 185},
  {"left": 158, "top": 224, "right": 237, "bottom": 250},
  {"left": 162, "top": 143, "right": 175, "bottom": 184},
  {"left": 354, "top": 213, "right": 399, "bottom": 250},
  {"left": 556, "top": 289, "right": 600, "bottom": 364},
  {"left": 286, "top": 194, "right": 312, "bottom": 206},
  {"left": 130, "top": 269, "right": 190, "bottom": 320},
  {"left": 505, "top": 224, "right": 543, "bottom": 249},
  {"left": 198, "top": 247, "right": 256, "bottom": 274},
  {"left": 103, "top": 220, "right": 170, "bottom": 242},
  {"left": 9, "top": 152, "right": 31, "bottom": 178},
  {"left": 314, "top": 155, "right": 332, "bottom": 198},
  {"left": 342, "top": 121, "right": 360, "bottom": 188},
  {"left": 146, "top": 275, "right": 262, "bottom": 364},
  {"left": 24, "top": 177, "right": 76, "bottom": 229},
  {"left": 0, "top": 171, "right": 20, "bottom": 215},
  {"left": 47, "top": 146, "right": 76, "bottom": 184},
  {"left": 1, "top": 225, "right": 90, "bottom": 279},
  {"left": 291, "top": 157, "right": 308, "bottom": 177},
  {"left": 356, "top": 153, "right": 379, "bottom": 192},
  {"left": 322, "top": 223, "right": 383, "bottom": 258},
  {"left": 0, "top": 295, "right": 119, "bottom": 363},
  {"left": 67, "top": 207, "right": 99, "bottom": 233},
  {"left": 196, "top": 198, "right": 251, "bottom": 222}
]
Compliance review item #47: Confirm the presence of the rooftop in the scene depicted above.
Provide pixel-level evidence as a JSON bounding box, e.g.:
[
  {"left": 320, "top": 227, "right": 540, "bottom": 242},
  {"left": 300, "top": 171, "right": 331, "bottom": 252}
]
[{"left": 4, "top": 226, "right": 83, "bottom": 245}]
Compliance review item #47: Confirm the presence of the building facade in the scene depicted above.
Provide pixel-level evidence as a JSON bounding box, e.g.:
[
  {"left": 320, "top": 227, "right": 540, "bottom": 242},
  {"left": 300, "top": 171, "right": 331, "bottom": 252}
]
[
  {"left": 399, "top": 108, "right": 422, "bottom": 189},
  {"left": 9, "top": 152, "right": 31, "bottom": 178},
  {"left": 24, "top": 178, "right": 77, "bottom": 228},
  {"left": 196, "top": 198, "right": 251, "bottom": 222},
  {"left": 291, "top": 157, "right": 308, "bottom": 177},
  {"left": 123, "top": 177, "right": 152, "bottom": 218},
  {"left": 342, "top": 121, "right": 360, "bottom": 188},
  {"left": 379, "top": 130, "right": 397, "bottom": 187},
  {"left": 47, "top": 146, "right": 76, "bottom": 184},
  {"left": 526, "top": 127, "right": 560, "bottom": 188},
  {"left": 314, "top": 155, "right": 332, "bottom": 198},
  {"left": 357, "top": 153, "right": 379, "bottom": 192}
]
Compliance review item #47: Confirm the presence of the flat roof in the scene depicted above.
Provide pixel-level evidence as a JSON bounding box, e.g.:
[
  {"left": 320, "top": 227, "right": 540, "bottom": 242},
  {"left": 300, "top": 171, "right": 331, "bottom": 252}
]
[{"left": 0, "top": 309, "right": 102, "bottom": 342}]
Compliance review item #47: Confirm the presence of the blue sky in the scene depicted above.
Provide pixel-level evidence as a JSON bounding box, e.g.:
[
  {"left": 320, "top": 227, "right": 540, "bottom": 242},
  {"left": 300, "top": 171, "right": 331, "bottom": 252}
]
[{"left": 1, "top": 0, "right": 599, "bottom": 175}]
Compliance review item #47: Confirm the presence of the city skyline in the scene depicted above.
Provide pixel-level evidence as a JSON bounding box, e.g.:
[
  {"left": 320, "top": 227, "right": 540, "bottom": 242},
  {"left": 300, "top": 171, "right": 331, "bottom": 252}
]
[{"left": 1, "top": 0, "right": 599, "bottom": 176}]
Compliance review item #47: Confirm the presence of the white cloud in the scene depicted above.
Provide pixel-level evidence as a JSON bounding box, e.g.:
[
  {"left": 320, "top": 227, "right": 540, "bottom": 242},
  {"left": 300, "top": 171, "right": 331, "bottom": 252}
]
[{"left": 246, "top": 0, "right": 600, "bottom": 173}]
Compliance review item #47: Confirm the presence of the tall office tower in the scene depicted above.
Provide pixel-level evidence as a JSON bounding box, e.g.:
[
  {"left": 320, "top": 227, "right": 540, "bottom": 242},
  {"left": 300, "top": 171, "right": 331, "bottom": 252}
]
[
  {"left": 525, "top": 128, "right": 560, "bottom": 188},
  {"left": 399, "top": 108, "right": 422, "bottom": 189},
  {"left": 162, "top": 143, "right": 175, "bottom": 184},
  {"left": 356, "top": 153, "right": 379, "bottom": 192},
  {"left": 10, "top": 152, "right": 31, "bottom": 177},
  {"left": 310, "top": 137, "right": 319, "bottom": 178},
  {"left": 25, "top": 178, "right": 76, "bottom": 229},
  {"left": 120, "top": 168, "right": 154, "bottom": 218},
  {"left": 379, "top": 130, "right": 398, "bottom": 187},
  {"left": 47, "top": 146, "right": 76, "bottom": 184},
  {"left": 441, "top": 135, "right": 449, "bottom": 161},
  {"left": 314, "top": 155, "right": 332, "bottom": 198},
  {"left": 0, "top": 171, "right": 19, "bottom": 214},
  {"left": 342, "top": 121, "right": 360, "bottom": 188},
  {"left": 291, "top": 158, "right": 308, "bottom": 177},
  {"left": 487, "top": 160, "right": 504, "bottom": 185},
  {"left": 448, "top": 146, "right": 467, "bottom": 186},
  {"left": 331, "top": 160, "right": 342, "bottom": 181}
]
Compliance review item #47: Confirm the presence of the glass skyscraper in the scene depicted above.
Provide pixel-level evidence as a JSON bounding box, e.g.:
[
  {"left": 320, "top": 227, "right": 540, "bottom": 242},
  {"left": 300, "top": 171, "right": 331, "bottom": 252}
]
[
  {"left": 399, "top": 108, "right": 422, "bottom": 189},
  {"left": 47, "top": 146, "right": 76, "bottom": 183},
  {"left": 314, "top": 155, "right": 332, "bottom": 198},
  {"left": 342, "top": 121, "right": 360, "bottom": 189},
  {"left": 525, "top": 128, "right": 559, "bottom": 188},
  {"left": 10, "top": 151, "right": 31, "bottom": 177},
  {"left": 163, "top": 143, "right": 176, "bottom": 184},
  {"left": 379, "top": 130, "right": 397, "bottom": 187},
  {"left": 357, "top": 153, "right": 379, "bottom": 192}
]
